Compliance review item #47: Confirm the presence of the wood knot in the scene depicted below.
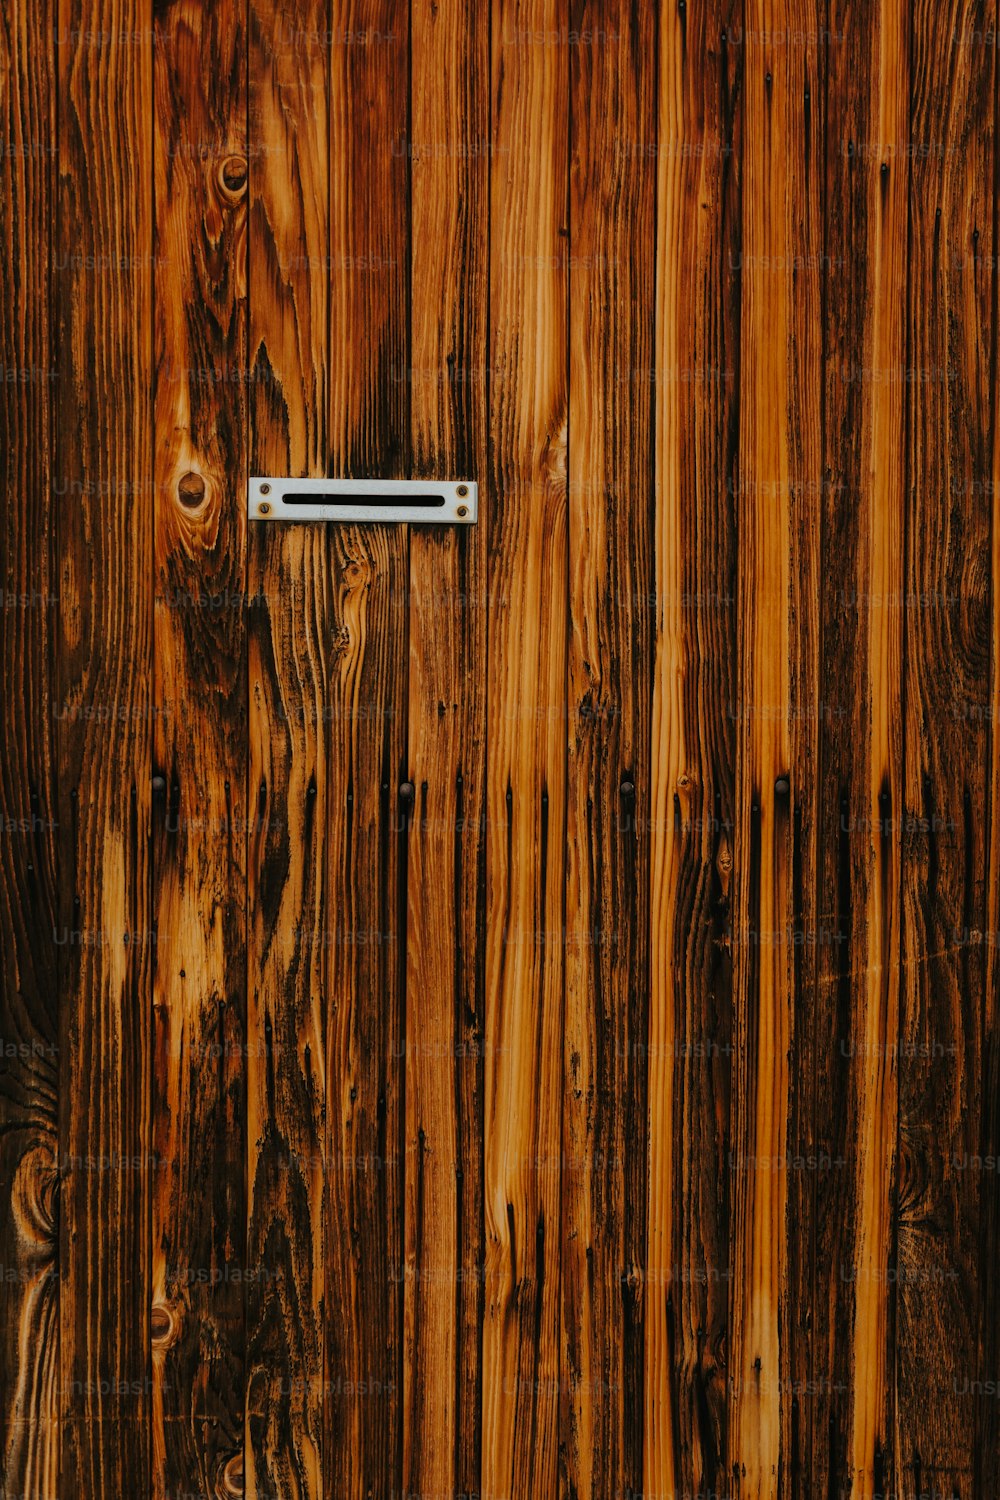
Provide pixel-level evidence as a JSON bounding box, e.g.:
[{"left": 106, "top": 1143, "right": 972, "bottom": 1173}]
[
  {"left": 220, "top": 1451, "right": 244, "bottom": 1496},
  {"left": 543, "top": 415, "right": 568, "bottom": 488},
  {"left": 12, "top": 1144, "right": 59, "bottom": 1250},
  {"left": 218, "top": 154, "right": 248, "bottom": 201},
  {"left": 177, "top": 470, "right": 206, "bottom": 508},
  {"left": 151, "top": 1302, "right": 179, "bottom": 1348},
  {"left": 895, "top": 1133, "right": 926, "bottom": 1215},
  {"left": 342, "top": 557, "right": 372, "bottom": 591}
]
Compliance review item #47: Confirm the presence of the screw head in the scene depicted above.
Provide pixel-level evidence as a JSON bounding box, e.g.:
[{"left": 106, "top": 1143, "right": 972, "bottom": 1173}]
[
  {"left": 399, "top": 781, "right": 415, "bottom": 805},
  {"left": 457, "top": 505, "right": 468, "bottom": 518},
  {"left": 260, "top": 483, "right": 271, "bottom": 495},
  {"left": 258, "top": 502, "right": 271, "bottom": 515},
  {"left": 456, "top": 484, "right": 469, "bottom": 497}
]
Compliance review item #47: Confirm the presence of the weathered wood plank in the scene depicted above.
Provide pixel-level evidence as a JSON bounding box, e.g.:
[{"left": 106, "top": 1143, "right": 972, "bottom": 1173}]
[
  {"left": 402, "top": 1, "right": 489, "bottom": 1496},
  {"left": 246, "top": 1, "right": 329, "bottom": 1494},
  {"left": 151, "top": 3, "right": 249, "bottom": 1496},
  {"left": 811, "top": 6, "right": 908, "bottom": 1497},
  {"left": 247, "top": 526, "right": 330, "bottom": 1500},
  {"left": 729, "top": 9, "right": 795, "bottom": 1489},
  {"left": 727, "top": 3, "right": 823, "bottom": 1495},
  {"left": 0, "top": 0, "right": 59, "bottom": 1494},
  {"left": 984, "top": 78, "right": 1000, "bottom": 1493},
  {"left": 562, "top": 2, "right": 654, "bottom": 1495},
  {"left": 324, "top": 7, "right": 409, "bottom": 1497},
  {"left": 899, "top": 1, "right": 995, "bottom": 1491},
  {"left": 54, "top": 0, "right": 154, "bottom": 1492},
  {"left": 646, "top": 4, "right": 741, "bottom": 1496},
  {"left": 482, "top": 4, "right": 568, "bottom": 1496},
  {"left": 780, "top": 16, "right": 825, "bottom": 1496}
]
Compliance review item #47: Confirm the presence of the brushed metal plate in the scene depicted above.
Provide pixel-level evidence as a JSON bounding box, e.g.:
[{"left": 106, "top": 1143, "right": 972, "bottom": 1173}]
[{"left": 249, "top": 476, "right": 477, "bottom": 524}]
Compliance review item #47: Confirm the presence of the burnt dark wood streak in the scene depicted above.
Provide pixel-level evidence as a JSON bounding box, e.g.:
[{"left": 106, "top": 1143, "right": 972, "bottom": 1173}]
[
  {"left": 54, "top": 0, "right": 154, "bottom": 1493},
  {"left": 323, "top": 7, "right": 409, "bottom": 1497},
  {"left": 900, "top": 0, "right": 995, "bottom": 1492},
  {"left": 562, "top": 2, "right": 654, "bottom": 1496},
  {"left": 783, "top": 13, "right": 825, "bottom": 1496},
  {"left": 727, "top": 3, "right": 824, "bottom": 1494},
  {"left": 246, "top": 1, "right": 329, "bottom": 1494},
  {"left": 646, "top": 4, "right": 741, "bottom": 1498},
  {"left": 151, "top": 2, "right": 248, "bottom": 1495},
  {"left": 402, "top": 1, "right": 489, "bottom": 1497},
  {"left": 812, "top": 6, "right": 908, "bottom": 1498},
  {"left": 0, "top": 1, "right": 59, "bottom": 1494}
]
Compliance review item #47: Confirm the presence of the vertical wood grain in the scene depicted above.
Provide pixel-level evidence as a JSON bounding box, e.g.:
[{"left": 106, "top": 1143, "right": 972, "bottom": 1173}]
[
  {"left": 647, "top": 3, "right": 742, "bottom": 1496},
  {"left": 246, "top": 2, "right": 328, "bottom": 1494},
  {"left": 562, "top": 2, "right": 654, "bottom": 1495},
  {"left": 729, "top": 4, "right": 793, "bottom": 1487},
  {"left": 151, "top": 1, "right": 248, "bottom": 1496},
  {"left": 727, "top": 3, "right": 823, "bottom": 1494},
  {"left": 402, "top": 2, "right": 489, "bottom": 1497},
  {"left": 899, "top": 1, "right": 995, "bottom": 1491},
  {"left": 54, "top": 0, "right": 154, "bottom": 1492},
  {"left": 0, "top": 1, "right": 59, "bottom": 1494},
  {"left": 983, "top": 45, "right": 1000, "bottom": 1485},
  {"left": 781, "top": 16, "right": 825, "bottom": 1494},
  {"left": 813, "top": 5, "right": 908, "bottom": 1497},
  {"left": 482, "top": 2, "right": 568, "bottom": 1496},
  {"left": 323, "top": 7, "right": 409, "bottom": 1497},
  {"left": 6, "top": 9, "right": 1000, "bottom": 1498}
]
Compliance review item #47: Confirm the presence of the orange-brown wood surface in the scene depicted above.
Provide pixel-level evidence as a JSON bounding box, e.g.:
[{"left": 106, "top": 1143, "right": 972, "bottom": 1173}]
[
  {"left": 1, "top": 1, "right": 58, "bottom": 1494},
  {"left": 2, "top": 4, "right": 1000, "bottom": 1498},
  {"left": 54, "top": 0, "right": 154, "bottom": 1493},
  {"left": 152, "top": 3, "right": 247, "bottom": 1495}
]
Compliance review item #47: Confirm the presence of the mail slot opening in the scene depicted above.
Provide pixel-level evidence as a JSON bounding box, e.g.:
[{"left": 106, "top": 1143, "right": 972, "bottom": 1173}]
[{"left": 281, "top": 491, "right": 447, "bottom": 508}]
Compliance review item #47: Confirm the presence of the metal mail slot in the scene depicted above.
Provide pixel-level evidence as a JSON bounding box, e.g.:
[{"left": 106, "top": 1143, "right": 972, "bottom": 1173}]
[{"left": 249, "top": 476, "right": 477, "bottom": 524}]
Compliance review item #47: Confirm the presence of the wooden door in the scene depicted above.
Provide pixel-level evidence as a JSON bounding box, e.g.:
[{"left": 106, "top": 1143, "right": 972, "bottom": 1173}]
[{"left": 3, "top": 2, "right": 1000, "bottom": 1499}]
